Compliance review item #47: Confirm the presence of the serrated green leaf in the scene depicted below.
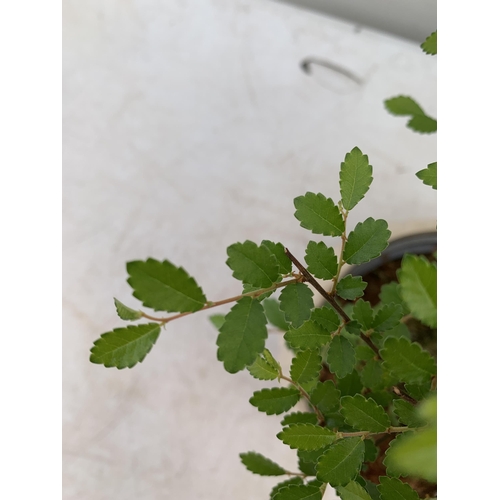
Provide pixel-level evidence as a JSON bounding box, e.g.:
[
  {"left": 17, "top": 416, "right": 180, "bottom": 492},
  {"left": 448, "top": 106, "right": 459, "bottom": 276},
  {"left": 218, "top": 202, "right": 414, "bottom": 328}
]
[
  {"left": 226, "top": 241, "right": 280, "bottom": 288},
  {"left": 337, "top": 480, "right": 372, "bottom": 500},
  {"left": 398, "top": 254, "right": 437, "bottom": 328},
  {"left": 327, "top": 336, "right": 356, "bottom": 378},
  {"left": 336, "top": 275, "right": 367, "bottom": 300},
  {"left": 310, "top": 380, "right": 341, "bottom": 415},
  {"left": 127, "top": 258, "right": 206, "bottom": 313},
  {"left": 384, "top": 96, "right": 436, "bottom": 134},
  {"left": 90, "top": 323, "right": 161, "bottom": 369},
  {"left": 381, "top": 337, "right": 436, "bottom": 384},
  {"left": 281, "top": 412, "right": 318, "bottom": 426},
  {"left": 274, "top": 484, "right": 322, "bottom": 500},
  {"left": 379, "top": 282, "right": 409, "bottom": 314},
  {"left": 407, "top": 114, "right": 437, "bottom": 133},
  {"left": 294, "top": 192, "right": 345, "bottom": 237},
  {"left": 311, "top": 307, "right": 340, "bottom": 333},
  {"left": 285, "top": 320, "right": 332, "bottom": 350},
  {"left": 279, "top": 283, "right": 314, "bottom": 328},
  {"left": 385, "top": 96, "right": 424, "bottom": 116},
  {"left": 337, "top": 370, "right": 363, "bottom": 397},
  {"left": 340, "top": 147, "right": 373, "bottom": 211},
  {"left": 404, "top": 381, "right": 431, "bottom": 401},
  {"left": 240, "top": 452, "right": 286, "bottom": 476},
  {"left": 209, "top": 314, "right": 225, "bottom": 330},
  {"left": 290, "top": 350, "right": 323, "bottom": 384},
  {"left": 352, "top": 299, "right": 373, "bottom": 330},
  {"left": 261, "top": 240, "right": 293, "bottom": 275},
  {"left": 381, "top": 323, "right": 411, "bottom": 341},
  {"left": 264, "top": 298, "right": 290, "bottom": 330},
  {"left": 250, "top": 387, "right": 301, "bottom": 415},
  {"left": 421, "top": 30, "right": 437, "bottom": 55},
  {"left": 262, "top": 348, "right": 282, "bottom": 373},
  {"left": 392, "top": 400, "right": 424, "bottom": 428},
  {"left": 340, "top": 395, "right": 390, "bottom": 432},
  {"left": 316, "top": 437, "right": 365, "bottom": 487},
  {"left": 344, "top": 218, "right": 391, "bottom": 265},
  {"left": 304, "top": 241, "right": 338, "bottom": 280},
  {"left": 271, "top": 478, "right": 304, "bottom": 499},
  {"left": 416, "top": 162, "right": 437, "bottom": 189},
  {"left": 377, "top": 476, "right": 419, "bottom": 500},
  {"left": 216, "top": 297, "right": 268, "bottom": 374},
  {"left": 360, "top": 359, "right": 384, "bottom": 390},
  {"left": 242, "top": 282, "right": 273, "bottom": 301},
  {"left": 369, "top": 391, "right": 395, "bottom": 408},
  {"left": 247, "top": 354, "right": 280, "bottom": 380},
  {"left": 298, "top": 454, "right": 317, "bottom": 476},
  {"left": 364, "top": 480, "right": 381, "bottom": 500},
  {"left": 113, "top": 298, "right": 142, "bottom": 321},
  {"left": 384, "top": 428, "right": 436, "bottom": 482},
  {"left": 356, "top": 344, "right": 375, "bottom": 362},
  {"left": 278, "top": 423, "right": 337, "bottom": 450},
  {"left": 372, "top": 304, "right": 403, "bottom": 332}
]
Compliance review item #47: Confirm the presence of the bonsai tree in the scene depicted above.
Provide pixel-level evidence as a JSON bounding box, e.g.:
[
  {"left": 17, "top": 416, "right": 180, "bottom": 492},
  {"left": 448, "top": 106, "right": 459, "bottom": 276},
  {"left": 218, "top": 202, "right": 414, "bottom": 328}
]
[{"left": 89, "top": 31, "right": 437, "bottom": 500}]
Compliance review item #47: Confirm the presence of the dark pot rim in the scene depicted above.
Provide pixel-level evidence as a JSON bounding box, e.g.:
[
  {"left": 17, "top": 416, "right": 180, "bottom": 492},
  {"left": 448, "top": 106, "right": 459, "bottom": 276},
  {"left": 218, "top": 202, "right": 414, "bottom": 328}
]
[{"left": 343, "top": 231, "right": 437, "bottom": 277}]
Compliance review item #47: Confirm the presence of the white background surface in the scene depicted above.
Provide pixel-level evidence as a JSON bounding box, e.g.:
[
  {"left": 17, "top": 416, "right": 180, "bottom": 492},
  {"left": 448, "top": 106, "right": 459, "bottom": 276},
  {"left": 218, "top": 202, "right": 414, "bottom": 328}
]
[{"left": 63, "top": 1, "right": 436, "bottom": 498}]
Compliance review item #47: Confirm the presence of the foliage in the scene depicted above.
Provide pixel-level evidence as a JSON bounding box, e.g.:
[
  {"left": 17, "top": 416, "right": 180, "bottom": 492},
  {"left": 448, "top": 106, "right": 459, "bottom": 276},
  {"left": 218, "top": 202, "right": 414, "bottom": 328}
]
[{"left": 89, "top": 30, "right": 437, "bottom": 500}]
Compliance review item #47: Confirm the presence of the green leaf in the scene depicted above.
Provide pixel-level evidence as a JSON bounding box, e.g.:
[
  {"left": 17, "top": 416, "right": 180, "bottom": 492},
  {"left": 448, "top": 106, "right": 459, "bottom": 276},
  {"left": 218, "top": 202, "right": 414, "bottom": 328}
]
[
  {"left": 263, "top": 298, "right": 290, "bottom": 331},
  {"left": 377, "top": 476, "right": 419, "bottom": 500},
  {"left": 298, "top": 454, "right": 318, "bottom": 476},
  {"left": 310, "top": 380, "right": 341, "bottom": 415},
  {"left": 240, "top": 452, "right": 286, "bottom": 476},
  {"left": 327, "top": 336, "right": 356, "bottom": 378},
  {"left": 90, "top": 323, "right": 161, "bottom": 369},
  {"left": 262, "top": 240, "right": 292, "bottom": 275},
  {"left": 336, "top": 275, "right": 367, "bottom": 300},
  {"left": 340, "top": 395, "right": 390, "bottom": 432},
  {"left": 285, "top": 320, "right": 332, "bottom": 350},
  {"left": 271, "top": 478, "right": 304, "bottom": 499},
  {"left": 398, "top": 254, "right": 437, "bottom": 328},
  {"left": 360, "top": 359, "right": 384, "bottom": 390},
  {"left": 273, "top": 484, "right": 322, "bottom": 500},
  {"left": 379, "top": 282, "right": 409, "bottom": 314},
  {"left": 226, "top": 240, "right": 280, "bottom": 288},
  {"left": 404, "top": 381, "right": 431, "bottom": 401},
  {"left": 407, "top": 114, "right": 437, "bottom": 133},
  {"left": 294, "top": 192, "right": 345, "bottom": 237},
  {"left": 384, "top": 96, "right": 437, "bottom": 134},
  {"left": 356, "top": 344, "right": 375, "bottom": 362},
  {"left": 277, "top": 423, "right": 337, "bottom": 450},
  {"left": 311, "top": 307, "right": 340, "bottom": 333},
  {"left": 127, "top": 258, "right": 206, "bottom": 313},
  {"left": 340, "top": 147, "right": 373, "bottom": 211},
  {"left": 372, "top": 304, "right": 403, "bottom": 332},
  {"left": 384, "top": 428, "right": 436, "bottom": 482},
  {"left": 316, "top": 437, "right": 365, "bottom": 487},
  {"left": 416, "top": 162, "right": 437, "bottom": 189},
  {"left": 364, "top": 439, "right": 379, "bottom": 462},
  {"left": 305, "top": 241, "right": 338, "bottom": 280},
  {"left": 337, "top": 370, "right": 363, "bottom": 397},
  {"left": 247, "top": 353, "right": 280, "bottom": 381},
  {"left": 364, "top": 480, "right": 381, "bottom": 500},
  {"left": 352, "top": 300, "right": 373, "bottom": 330},
  {"left": 421, "top": 31, "right": 437, "bottom": 55},
  {"left": 113, "top": 298, "right": 142, "bottom": 321},
  {"left": 337, "top": 480, "right": 372, "bottom": 500},
  {"left": 262, "top": 348, "right": 282, "bottom": 373},
  {"left": 250, "top": 387, "right": 301, "bottom": 415},
  {"left": 381, "top": 323, "right": 411, "bottom": 341},
  {"left": 392, "top": 400, "right": 424, "bottom": 428},
  {"left": 290, "top": 350, "right": 323, "bottom": 384},
  {"left": 385, "top": 96, "right": 424, "bottom": 116},
  {"left": 281, "top": 412, "right": 318, "bottom": 426},
  {"left": 209, "top": 314, "right": 225, "bottom": 330},
  {"left": 242, "top": 282, "right": 273, "bottom": 301},
  {"left": 216, "top": 297, "right": 268, "bottom": 374},
  {"left": 279, "top": 283, "right": 314, "bottom": 328},
  {"left": 380, "top": 337, "right": 436, "bottom": 384},
  {"left": 344, "top": 218, "right": 391, "bottom": 265}
]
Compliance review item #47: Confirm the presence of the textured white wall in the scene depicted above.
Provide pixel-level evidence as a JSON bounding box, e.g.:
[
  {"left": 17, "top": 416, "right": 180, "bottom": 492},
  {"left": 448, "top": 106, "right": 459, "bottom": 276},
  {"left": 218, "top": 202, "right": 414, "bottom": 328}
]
[{"left": 63, "top": 1, "right": 436, "bottom": 498}]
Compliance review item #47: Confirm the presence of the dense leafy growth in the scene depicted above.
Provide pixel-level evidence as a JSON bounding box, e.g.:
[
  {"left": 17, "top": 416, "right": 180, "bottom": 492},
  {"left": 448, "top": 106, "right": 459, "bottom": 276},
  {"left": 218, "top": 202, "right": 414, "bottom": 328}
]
[{"left": 90, "top": 28, "right": 437, "bottom": 500}]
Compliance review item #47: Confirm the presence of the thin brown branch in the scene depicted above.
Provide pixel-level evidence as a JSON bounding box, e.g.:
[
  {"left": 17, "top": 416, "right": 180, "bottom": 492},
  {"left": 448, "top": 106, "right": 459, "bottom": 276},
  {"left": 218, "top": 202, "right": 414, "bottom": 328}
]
[{"left": 284, "top": 248, "right": 350, "bottom": 323}]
